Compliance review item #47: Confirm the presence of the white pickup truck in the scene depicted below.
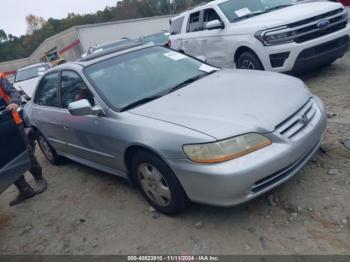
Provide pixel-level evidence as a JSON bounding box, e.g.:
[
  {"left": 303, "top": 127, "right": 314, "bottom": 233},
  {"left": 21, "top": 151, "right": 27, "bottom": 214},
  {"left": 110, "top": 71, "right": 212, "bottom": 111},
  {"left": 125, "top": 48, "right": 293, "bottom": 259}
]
[{"left": 169, "top": 0, "right": 350, "bottom": 72}]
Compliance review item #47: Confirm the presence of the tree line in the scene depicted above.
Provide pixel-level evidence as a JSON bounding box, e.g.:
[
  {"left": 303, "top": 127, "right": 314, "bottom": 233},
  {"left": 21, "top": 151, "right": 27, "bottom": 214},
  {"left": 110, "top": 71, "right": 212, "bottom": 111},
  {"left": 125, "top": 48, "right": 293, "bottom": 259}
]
[{"left": 0, "top": 0, "right": 212, "bottom": 62}]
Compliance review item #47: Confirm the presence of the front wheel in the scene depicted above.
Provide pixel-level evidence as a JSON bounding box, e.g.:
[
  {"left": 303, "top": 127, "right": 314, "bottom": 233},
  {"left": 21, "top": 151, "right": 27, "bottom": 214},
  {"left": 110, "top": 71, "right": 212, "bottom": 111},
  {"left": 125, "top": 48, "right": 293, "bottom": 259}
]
[
  {"left": 237, "top": 51, "right": 264, "bottom": 70},
  {"left": 131, "top": 150, "right": 187, "bottom": 215}
]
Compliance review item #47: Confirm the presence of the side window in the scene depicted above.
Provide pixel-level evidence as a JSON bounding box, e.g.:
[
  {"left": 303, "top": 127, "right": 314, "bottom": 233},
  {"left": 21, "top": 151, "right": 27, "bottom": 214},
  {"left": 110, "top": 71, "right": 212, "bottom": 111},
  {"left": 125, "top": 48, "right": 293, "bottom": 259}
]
[
  {"left": 204, "top": 8, "right": 221, "bottom": 24},
  {"left": 35, "top": 72, "right": 59, "bottom": 107},
  {"left": 60, "top": 71, "right": 95, "bottom": 108},
  {"left": 187, "top": 11, "right": 203, "bottom": 32},
  {"left": 170, "top": 16, "right": 185, "bottom": 35}
]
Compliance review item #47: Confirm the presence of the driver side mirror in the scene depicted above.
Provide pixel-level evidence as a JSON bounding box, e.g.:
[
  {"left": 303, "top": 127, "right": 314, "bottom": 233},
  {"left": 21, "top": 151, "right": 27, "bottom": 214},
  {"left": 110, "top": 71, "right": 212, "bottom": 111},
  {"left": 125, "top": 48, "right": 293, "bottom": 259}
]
[
  {"left": 68, "top": 99, "right": 104, "bottom": 116},
  {"left": 206, "top": 19, "right": 224, "bottom": 30}
]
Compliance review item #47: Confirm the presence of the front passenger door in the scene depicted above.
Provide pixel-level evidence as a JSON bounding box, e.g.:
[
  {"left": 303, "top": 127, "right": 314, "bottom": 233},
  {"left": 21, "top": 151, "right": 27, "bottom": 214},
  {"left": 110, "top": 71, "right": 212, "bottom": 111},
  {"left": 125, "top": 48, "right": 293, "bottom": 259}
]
[
  {"left": 32, "top": 72, "right": 67, "bottom": 152},
  {"left": 59, "top": 70, "right": 116, "bottom": 167}
]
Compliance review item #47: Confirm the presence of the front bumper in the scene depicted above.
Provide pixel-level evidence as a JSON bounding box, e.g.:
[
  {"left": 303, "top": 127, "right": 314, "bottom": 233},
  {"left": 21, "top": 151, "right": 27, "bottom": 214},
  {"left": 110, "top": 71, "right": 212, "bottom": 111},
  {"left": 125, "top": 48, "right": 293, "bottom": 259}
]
[
  {"left": 292, "top": 35, "right": 349, "bottom": 72},
  {"left": 167, "top": 97, "right": 327, "bottom": 207},
  {"left": 258, "top": 23, "right": 350, "bottom": 72}
]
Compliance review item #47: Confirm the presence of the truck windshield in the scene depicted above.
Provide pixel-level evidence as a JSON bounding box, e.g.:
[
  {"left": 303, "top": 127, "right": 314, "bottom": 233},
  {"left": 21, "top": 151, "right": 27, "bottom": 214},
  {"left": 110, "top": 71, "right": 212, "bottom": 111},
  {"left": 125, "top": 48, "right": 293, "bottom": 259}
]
[{"left": 219, "top": 0, "right": 295, "bottom": 23}]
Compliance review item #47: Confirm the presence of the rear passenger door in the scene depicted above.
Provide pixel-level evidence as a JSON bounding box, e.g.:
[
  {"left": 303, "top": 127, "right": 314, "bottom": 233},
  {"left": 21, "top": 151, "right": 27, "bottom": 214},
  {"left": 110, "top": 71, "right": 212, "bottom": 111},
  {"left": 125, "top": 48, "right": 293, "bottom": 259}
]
[
  {"left": 181, "top": 11, "right": 204, "bottom": 57},
  {"left": 199, "top": 8, "right": 229, "bottom": 67}
]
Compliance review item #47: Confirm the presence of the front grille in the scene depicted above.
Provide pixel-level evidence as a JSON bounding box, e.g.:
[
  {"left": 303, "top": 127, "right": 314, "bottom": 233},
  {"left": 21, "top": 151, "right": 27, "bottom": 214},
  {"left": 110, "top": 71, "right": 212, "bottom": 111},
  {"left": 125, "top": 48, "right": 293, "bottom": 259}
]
[
  {"left": 288, "top": 8, "right": 343, "bottom": 28},
  {"left": 298, "top": 35, "right": 350, "bottom": 59},
  {"left": 251, "top": 141, "right": 319, "bottom": 193},
  {"left": 266, "top": 8, "right": 348, "bottom": 44},
  {"left": 275, "top": 99, "right": 316, "bottom": 139},
  {"left": 294, "top": 21, "right": 347, "bottom": 43}
]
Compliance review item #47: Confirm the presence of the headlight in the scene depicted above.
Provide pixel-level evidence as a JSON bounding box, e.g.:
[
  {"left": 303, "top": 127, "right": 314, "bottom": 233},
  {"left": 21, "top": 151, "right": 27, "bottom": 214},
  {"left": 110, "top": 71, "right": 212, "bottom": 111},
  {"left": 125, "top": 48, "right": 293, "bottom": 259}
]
[
  {"left": 183, "top": 133, "right": 272, "bottom": 164},
  {"left": 255, "top": 28, "right": 296, "bottom": 46}
]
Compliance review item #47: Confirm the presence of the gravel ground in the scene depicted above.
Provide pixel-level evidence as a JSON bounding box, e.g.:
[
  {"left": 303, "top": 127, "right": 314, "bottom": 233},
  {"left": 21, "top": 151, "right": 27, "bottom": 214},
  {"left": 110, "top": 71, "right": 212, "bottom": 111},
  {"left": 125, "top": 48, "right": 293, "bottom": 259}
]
[{"left": 0, "top": 52, "right": 349, "bottom": 255}]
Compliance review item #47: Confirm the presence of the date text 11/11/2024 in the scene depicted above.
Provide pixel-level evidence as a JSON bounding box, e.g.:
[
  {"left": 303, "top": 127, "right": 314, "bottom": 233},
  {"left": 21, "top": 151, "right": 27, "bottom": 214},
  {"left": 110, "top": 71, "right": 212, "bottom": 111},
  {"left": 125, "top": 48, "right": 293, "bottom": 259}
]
[{"left": 127, "top": 255, "right": 220, "bottom": 261}]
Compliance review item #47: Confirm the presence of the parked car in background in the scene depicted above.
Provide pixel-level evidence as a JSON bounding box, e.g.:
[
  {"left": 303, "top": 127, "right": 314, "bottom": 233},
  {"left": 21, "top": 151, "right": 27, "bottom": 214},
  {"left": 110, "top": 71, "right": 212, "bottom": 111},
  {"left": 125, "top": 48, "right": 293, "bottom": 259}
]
[
  {"left": 82, "top": 38, "right": 140, "bottom": 58},
  {"left": 25, "top": 44, "right": 326, "bottom": 214},
  {"left": 169, "top": 0, "right": 350, "bottom": 72},
  {"left": 13, "top": 63, "right": 51, "bottom": 99},
  {"left": 337, "top": 0, "right": 350, "bottom": 19},
  {"left": 139, "top": 31, "right": 170, "bottom": 46}
]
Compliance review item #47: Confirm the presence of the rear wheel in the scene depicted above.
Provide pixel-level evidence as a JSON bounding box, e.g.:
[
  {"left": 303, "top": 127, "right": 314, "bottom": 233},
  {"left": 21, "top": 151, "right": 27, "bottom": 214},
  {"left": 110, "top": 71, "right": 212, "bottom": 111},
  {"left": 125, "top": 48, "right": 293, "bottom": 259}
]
[
  {"left": 237, "top": 51, "right": 264, "bottom": 70},
  {"left": 131, "top": 150, "right": 187, "bottom": 215},
  {"left": 35, "top": 130, "right": 60, "bottom": 165}
]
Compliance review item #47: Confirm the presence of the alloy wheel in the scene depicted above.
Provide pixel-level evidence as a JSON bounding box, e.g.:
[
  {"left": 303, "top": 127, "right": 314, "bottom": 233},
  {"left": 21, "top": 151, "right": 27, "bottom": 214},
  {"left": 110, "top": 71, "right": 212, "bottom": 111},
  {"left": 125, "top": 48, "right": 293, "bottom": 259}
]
[
  {"left": 239, "top": 59, "right": 256, "bottom": 70},
  {"left": 137, "top": 163, "right": 171, "bottom": 207}
]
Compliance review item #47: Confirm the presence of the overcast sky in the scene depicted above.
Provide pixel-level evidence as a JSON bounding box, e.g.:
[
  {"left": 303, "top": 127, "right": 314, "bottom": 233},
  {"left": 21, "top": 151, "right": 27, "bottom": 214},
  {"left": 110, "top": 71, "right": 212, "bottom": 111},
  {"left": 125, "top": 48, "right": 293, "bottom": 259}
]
[{"left": 0, "top": 0, "right": 118, "bottom": 36}]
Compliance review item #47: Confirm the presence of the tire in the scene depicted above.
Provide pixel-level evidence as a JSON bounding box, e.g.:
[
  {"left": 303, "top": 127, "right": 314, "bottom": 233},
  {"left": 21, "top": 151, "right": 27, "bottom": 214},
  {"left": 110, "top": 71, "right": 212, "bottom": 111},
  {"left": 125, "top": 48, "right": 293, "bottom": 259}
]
[
  {"left": 131, "top": 150, "right": 187, "bottom": 215},
  {"left": 237, "top": 51, "right": 264, "bottom": 70},
  {"left": 35, "top": 130, "right": 61, "bottom": 165}
]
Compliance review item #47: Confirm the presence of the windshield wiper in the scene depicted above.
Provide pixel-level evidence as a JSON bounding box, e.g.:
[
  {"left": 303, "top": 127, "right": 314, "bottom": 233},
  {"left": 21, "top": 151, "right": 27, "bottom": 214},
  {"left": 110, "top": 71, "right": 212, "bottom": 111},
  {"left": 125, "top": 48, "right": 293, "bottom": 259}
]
[
  {"left": 264, "top": 4, "right": 293, "bottom": 13},
  {"left": 121, "top": 72, "right": 214, "bottom": 111},
  {"left": 121, "top": 95, "right": 163, "bottom": 111},
  {"left": 163, "top": 72, "right": 216, "bottom": 96}
]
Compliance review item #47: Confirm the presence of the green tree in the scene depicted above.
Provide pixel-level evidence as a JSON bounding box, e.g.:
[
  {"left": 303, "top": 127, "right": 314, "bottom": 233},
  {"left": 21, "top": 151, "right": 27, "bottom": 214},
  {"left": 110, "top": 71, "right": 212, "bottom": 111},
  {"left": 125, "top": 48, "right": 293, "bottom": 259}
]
[
  {"left": 0, "top": 29, "right": 7, "bottom": 42},
  {"left": 0, "top": 0, "right": 214, "bottom": 62}
]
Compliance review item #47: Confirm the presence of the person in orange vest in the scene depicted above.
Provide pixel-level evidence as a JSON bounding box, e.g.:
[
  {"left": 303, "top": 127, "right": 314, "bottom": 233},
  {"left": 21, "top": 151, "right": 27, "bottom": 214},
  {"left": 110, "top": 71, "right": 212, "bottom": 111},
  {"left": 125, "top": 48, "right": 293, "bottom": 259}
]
[{"left": 0, "top": 72, "right": 48, "bottom": 206}]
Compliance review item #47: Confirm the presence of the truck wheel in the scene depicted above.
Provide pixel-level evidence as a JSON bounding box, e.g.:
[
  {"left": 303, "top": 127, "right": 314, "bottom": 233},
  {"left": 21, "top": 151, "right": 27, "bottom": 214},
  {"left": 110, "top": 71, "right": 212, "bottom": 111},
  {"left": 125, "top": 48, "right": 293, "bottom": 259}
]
[
  {"left": 237, "top": 51, "right": 264, "bottom": 70},
  {"left": 35, "top": 130, "right": 60, "bottom": 165},
  {"left": 131, "top": 150, "right": 187, "bottom": 215}
]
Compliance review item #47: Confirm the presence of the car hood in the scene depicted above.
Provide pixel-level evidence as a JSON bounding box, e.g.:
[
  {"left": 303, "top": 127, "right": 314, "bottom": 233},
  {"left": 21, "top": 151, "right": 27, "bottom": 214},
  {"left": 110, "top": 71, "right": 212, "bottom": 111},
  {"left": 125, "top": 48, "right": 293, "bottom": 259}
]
[
  {"left": 234, "top": 2, "right": 343, "bottom": 30},
  {"left": 13, "top": 77, "right": 40, "bottom": 98},
  {"left": 130, "top": 70, "right": 311, "bottom": 140}
]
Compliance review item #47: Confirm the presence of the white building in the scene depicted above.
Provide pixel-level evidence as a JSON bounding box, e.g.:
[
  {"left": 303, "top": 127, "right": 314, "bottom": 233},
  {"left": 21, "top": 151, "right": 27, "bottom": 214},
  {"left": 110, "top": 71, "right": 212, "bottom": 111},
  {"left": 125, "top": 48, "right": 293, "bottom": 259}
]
[{"left": 0, "top": 15, "right": 172, "bottom": 78}]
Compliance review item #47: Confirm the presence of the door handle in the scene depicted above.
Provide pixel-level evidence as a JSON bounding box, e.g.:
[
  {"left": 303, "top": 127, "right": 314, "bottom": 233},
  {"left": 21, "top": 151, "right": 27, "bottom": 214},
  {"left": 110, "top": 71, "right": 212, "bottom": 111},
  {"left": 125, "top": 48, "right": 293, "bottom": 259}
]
[
  {"left": 200, "top": 39, "right": 208, "bottom": 43},
  {"left": 63, "top": 125, "right": 69, "bottom": 130},
  {"left": 183, "top": 40, "right": 189, "bottom": 44}
]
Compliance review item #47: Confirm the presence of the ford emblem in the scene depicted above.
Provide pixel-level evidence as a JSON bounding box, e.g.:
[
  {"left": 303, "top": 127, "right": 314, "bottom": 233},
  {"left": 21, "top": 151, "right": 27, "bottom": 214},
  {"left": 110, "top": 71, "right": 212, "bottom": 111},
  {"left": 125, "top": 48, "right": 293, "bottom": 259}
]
[{"left": 318, "top": 19, "right": 330, "bottom": 29}]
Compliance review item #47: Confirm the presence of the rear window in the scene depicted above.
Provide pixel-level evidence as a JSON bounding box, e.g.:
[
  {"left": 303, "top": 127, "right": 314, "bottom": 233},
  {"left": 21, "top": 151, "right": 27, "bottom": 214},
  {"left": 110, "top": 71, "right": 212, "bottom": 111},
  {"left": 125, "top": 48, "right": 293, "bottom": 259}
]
[
  {"left": 170, "top": 16, "right": 185, "bottom": 35},
  {"left": 187, "top": 11, "right": 202, "bottom": 32}
]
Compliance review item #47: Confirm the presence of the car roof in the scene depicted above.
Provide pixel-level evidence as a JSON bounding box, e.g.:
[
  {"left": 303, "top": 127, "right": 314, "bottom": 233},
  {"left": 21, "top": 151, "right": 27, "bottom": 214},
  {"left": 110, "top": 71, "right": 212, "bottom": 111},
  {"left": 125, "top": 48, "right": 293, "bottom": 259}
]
[
  {"left": 45, "top": 44, "right": 156, "bottom": 74},
  {"left": 94, "top": 38, "right": 134, "bottom": 49},
  {"left": 18, "top": 63, "right": 49, "bottom": 71}
]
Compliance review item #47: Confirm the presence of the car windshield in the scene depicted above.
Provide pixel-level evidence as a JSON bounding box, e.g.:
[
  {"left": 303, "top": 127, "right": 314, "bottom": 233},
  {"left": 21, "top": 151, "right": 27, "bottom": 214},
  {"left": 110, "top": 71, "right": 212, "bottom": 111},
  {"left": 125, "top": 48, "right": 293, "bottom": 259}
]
[
  {"left": 84, "top": 46, "right": 218, "bottom": 111},
  {"left": 15, "top": 65, "right": 47, "bottom": 82},
  {"left": 219, "top": 0, "right": 295, "bottom": 23},
  {"left": 143, "top": 32, "right": 170, "bottom": 45}
]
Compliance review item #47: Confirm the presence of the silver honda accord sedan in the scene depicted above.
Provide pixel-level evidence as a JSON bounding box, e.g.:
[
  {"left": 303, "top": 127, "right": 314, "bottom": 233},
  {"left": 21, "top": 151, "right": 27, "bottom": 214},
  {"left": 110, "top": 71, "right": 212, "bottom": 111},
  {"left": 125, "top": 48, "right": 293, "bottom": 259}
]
[{"left": 24, "top": 44, "right": 327, "bottom": 214}]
